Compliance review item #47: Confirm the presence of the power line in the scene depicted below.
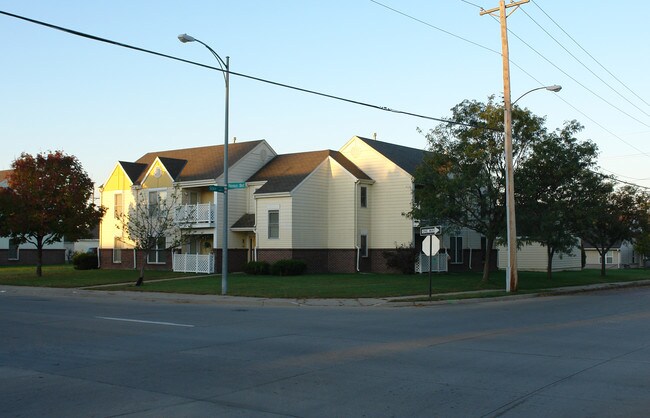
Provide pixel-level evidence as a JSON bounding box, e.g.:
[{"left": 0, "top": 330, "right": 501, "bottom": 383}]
[
  {"left": 2, "top": 9, "right": 647, "bottom": 191},
  {"left": 372, "top": 1, "right": 650, "bottom": 160},
  {"left": 0, "top": 9, "right": 485, "bottom": 131},
  {"left": 521, "top": 7, "right": 650, "bottom": 119},
  {"left": 488, "top": 14, "right": 650, "bottom": 129},
  {"left": 531, "top": 0, "right": 650, "bottom": 108}
]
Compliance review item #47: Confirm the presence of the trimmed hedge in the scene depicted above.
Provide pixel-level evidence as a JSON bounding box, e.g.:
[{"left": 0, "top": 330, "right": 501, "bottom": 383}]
[
  {"left": 271, "top": 259, "right": 307, "bottom": 276},
  {"left": 244, "top": 261, "right": 271, "bottom": 275},
  {"left": 72, "top": 252, "right": 98, "bottom": 270}
]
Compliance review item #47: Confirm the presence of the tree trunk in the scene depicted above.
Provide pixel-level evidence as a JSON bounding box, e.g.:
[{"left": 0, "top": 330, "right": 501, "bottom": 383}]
[
  {"left": 546, "top": 246, "right": 554, "bottom": 281},
  {"left": 135, "top": 250, "right": 146, "bottom": 286},
  {"left": 481, "top": 236, "right": 494, "bottom": 282},
  {"left": 36, "top": 237, "right": 43, "bottom": 277},
  {"left": 600, "top": 251, "right": 607, "bottom": 277}
]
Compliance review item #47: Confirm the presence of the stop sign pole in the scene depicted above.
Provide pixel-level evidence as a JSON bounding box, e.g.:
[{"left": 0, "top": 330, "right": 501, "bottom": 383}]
[{"left": 421, "top": 226, "right": 441, "bottom": 300}]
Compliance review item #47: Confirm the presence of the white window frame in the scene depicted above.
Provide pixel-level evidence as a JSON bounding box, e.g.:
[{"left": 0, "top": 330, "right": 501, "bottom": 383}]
[
  {"left": 599, "top": 251, "right": 614, "bottom": 264},
  {"left": 360, "top": 186, "right": 368, "bottom": 208},
  {"left": 449, "top": 236, "right": 463, "bottom": 264},
  {"left": 268, "top": 210, "right": 279, "bottom": 239},
  {"left": 113, "top": 238, "right": 122, "bottom": 263},
  {"left": 114, "top": 193, "right": 123, "bottom": 219},
  {"left": 147, "top": 237, "right": 167, "bottom": 264}
]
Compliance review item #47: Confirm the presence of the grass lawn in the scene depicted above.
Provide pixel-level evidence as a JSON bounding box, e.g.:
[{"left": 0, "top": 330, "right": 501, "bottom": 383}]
[
  {"left": 0, "top": 264, "right": 194, "bottom": 288},
  {"left": 100, "top": 268, "right": 650, "bottom": 299},
  {"left": 1, "top": 264, "right": 649, "bottom": 298}
]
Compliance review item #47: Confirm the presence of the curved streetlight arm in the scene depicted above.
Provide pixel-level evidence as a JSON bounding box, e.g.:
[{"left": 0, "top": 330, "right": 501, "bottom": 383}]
[
  {"left": 178, "top": 34, "right": 229, "bottom": 85},
  {"left": 513, "top": 84, "right": 562, "bottom": 105}
]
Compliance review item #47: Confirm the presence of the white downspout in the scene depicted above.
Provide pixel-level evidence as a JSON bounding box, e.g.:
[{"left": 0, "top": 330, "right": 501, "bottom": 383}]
[{"left": 354, "top": 180, "right": 360, "bottom": 272}]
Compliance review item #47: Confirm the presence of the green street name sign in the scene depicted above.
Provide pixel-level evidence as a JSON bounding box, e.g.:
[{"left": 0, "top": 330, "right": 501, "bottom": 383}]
[
  {"left": 208, "top": 185, "right": 225, "bottom": 193},
  {"left": 227, "top": 182, "right": 246, "bottom": 189}
]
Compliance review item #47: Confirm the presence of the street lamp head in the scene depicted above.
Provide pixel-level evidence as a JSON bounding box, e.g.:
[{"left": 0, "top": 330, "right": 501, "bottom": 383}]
[
  {"left": 177, "top": 33, "right": 196, "bottom": 43},
  {"left": 546, "top": 84, "right": 562, "bottom": 92}
]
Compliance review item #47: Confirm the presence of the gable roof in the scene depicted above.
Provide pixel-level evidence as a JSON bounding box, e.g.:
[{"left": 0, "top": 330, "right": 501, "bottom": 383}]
[
  {"left": 248, "top": 150, "right": 371, "bottom": 194},
  {"left": 130, "top": 140, "right": 265, "bottom": 184},
  {"left": 118, "top": 162, "right": 148, "bottom": 184},
  {"left": 355, "top": 136, "right": 426, "bottom": 176}
]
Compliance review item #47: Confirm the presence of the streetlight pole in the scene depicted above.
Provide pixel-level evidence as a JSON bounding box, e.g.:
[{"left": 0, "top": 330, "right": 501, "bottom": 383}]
[{"left": 178, "top": 33, "right": 230, "bottom": 295}]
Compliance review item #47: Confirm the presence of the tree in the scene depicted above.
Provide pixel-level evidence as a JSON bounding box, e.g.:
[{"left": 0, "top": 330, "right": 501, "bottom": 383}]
[
  {"left": 0, "top": 151, "right": 105, "bottom": 276},
  {"left": 580, "top": 185, "right": 650, "bottom": 276},
  {"left": 411, "top": 97, "right": 546, "bottom": 282},
  {"left": 118, "top": 187, "right": 194, "bottom": 286},
  {"left": 516, "top": 120, "right": 604, "bottom": 279}
]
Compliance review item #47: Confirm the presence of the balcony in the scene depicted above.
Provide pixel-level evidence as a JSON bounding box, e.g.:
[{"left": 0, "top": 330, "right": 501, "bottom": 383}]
[{"left": 174, "top": 203, "right": 214, "bottom": 227}]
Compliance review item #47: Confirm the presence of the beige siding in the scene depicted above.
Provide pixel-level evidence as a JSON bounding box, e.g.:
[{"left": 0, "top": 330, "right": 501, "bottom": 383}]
[
  {"left": 327, "top": 160, "right": 356, "bottom": 249},
  {"left": 292, "top": 160, "right": 330, "bottom": 248},
  {"left": 228, "top": 142, "right": 277, "bottom": 236},
  {"left": 255, "top": 197, "right": 293, "bottom": 248},
  {"left": 497, "top": 242, "right": 581, "bottom": 271},
  {"left": 340, "top": 137, "right": 414, "bottom": 248}
]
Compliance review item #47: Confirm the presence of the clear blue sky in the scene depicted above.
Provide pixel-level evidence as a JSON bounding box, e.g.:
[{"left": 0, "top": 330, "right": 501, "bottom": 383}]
[{"left": 2, "top": 1, "right": 649, "bottom": 189}]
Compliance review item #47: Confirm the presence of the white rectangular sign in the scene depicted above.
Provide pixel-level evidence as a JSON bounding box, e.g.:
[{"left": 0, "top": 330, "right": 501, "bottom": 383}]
[{"left": 420, "top": 226, "right": 440, "bottom": 236}]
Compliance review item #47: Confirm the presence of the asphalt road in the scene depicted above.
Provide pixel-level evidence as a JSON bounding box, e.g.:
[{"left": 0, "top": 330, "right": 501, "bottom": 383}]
[{"left": 1, "top": 285, "right": 650, "bottom": 417}]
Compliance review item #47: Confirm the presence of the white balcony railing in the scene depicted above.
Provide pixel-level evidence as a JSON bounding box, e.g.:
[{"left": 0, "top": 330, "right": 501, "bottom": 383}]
[{"left": 174, "top": 203, "right": 214, "bottom": 227}]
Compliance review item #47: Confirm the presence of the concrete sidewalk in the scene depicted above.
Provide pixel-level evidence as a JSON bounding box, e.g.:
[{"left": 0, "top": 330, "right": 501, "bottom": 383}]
[{"left": 2, "top": 279, "right": 650, "bottom": 308}]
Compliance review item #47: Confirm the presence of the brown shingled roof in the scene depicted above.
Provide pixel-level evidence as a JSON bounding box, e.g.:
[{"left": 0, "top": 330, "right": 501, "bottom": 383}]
[
  {"left": 132, "top": 140, "right": 264, "bottom": 184},
  {"left": 248, "top": 150, "right": 371, "bottom": 194},
  {"left": 356, "top": 136, "right": 427, "bottom": 176},
  {"left": 0, "top": 169, "right": 12, "bottom": 184}
]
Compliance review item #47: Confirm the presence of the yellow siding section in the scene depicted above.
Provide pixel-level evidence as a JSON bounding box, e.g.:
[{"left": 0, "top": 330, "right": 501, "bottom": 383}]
[
  {"left": 103, "top": 164, "right": 132, "bottom": 192},
  {"left": 141, "top": 160, "right": 173, "bottom": 189},
  {"left": 100, "top": 164, "right": 137, "bottom": 249}
]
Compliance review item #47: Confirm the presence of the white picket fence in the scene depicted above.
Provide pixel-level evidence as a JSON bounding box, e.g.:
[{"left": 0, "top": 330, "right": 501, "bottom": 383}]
[
  {"left": 415, "top": 253, "right": 448, "bottom": 273},
  {"left": 173, "top": 253, "right": 215, "bottom": 274}
]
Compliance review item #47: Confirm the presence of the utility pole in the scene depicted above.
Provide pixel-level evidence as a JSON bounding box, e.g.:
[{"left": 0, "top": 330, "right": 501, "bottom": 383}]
[{"left": 480, "top": 0, "right": 528, "bottom": 292}]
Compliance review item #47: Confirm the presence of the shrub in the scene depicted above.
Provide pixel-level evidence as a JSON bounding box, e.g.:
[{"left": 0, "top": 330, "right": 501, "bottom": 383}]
[
  {"left": 244, "top": 261, "right": 271, "bottom": 275},
  {"left": 271, "top": 259, "right": 307, "bottom": 276},
  {"left": 72, "top": 252, "right": 98, "bottom": 270},
  {"left": 383, "top": 243, "right": 418, "bottom": 274}
]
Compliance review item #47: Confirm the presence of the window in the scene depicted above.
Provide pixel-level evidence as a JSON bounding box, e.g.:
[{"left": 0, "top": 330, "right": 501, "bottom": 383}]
[
  {"left": 148, "top": 190, "right": 166, "bottom": 217},
  {"left": 147, "top": 237, "right": 167, "bottom": 264},
  {"left": 8, "top": 239, "right": 18, "bottom": 260},
  {"left": 360, "top": 186, "right": 367, "bottom": 208},
  {"left": 268, "top": 210, "right": 279, "bottom": 239},
  {"left": 449, "top": 236, "right": 463, "bottom": 264},
  {"left": 360, "top": 234, "right": 368, "bottom": 258},
  {"left": 599, "top": 251, "right": 614, "bottom": 264},
  {"left": 113, "top": 238, "right": 122, "bottom": 263},
  {"left": 114, "top": 193, "right": 123, "bottom": 219}
]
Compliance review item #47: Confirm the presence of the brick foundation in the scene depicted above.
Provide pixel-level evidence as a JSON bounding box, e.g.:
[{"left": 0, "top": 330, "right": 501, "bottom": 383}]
[{"left": 0, "top": 249, "right": 65, "bottom": 266}]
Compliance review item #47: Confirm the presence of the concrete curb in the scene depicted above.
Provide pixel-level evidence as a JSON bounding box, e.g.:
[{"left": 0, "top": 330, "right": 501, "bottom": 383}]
[{"left": 2, "top": 279, "right": 650, "bottom": 308}]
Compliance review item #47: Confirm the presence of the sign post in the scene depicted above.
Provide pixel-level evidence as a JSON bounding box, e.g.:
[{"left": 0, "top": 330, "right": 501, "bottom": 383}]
[{"left": 421, "top": 226, "right": 441, "bottom": 300}]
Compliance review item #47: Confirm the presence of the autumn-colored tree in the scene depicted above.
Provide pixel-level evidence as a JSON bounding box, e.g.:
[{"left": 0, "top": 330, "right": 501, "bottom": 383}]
[{"left": 0, "top": 151, "right": 105, "bottom": 276}]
